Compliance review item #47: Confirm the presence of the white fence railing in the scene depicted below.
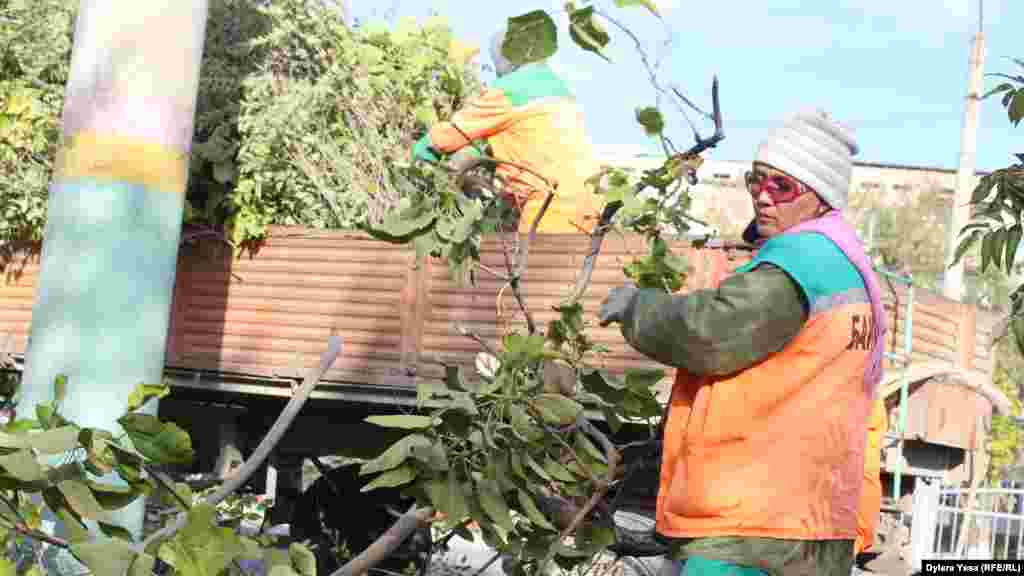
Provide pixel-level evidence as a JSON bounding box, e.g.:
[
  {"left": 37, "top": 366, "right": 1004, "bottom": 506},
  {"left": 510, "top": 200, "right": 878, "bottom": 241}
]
[{"left": 911, "top": 479, "right": 1024, "bottom": 571}]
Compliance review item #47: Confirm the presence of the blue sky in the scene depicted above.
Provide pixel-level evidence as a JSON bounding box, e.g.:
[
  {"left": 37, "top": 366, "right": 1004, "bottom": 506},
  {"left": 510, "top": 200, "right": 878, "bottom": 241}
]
[{"left": 351, "top": 1, "right": 1019, "bottom": 172}]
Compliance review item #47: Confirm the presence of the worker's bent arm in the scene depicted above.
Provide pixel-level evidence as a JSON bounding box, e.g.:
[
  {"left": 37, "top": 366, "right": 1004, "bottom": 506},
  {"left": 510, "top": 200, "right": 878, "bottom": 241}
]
[
  {"left": 618, "top": 264, "right": 808, "bottom": 376},
  {"left": 427, "top": 88, "right": 517, "bottom": 153}
]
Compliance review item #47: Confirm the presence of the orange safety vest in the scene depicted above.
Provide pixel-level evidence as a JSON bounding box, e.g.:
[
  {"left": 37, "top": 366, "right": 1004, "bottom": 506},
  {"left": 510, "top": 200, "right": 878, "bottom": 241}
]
[
  {"left": 656, "top": 237, "right": 876, "bottom": 541},
  {"left": 856, "top": 398, "right": 888, "bottom": 555}
]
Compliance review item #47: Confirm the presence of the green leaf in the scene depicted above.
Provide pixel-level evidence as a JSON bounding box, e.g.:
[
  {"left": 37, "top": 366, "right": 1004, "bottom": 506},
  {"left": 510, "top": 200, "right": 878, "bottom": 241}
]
[
  {"left": 574, "top": 431, "right": 607, "bottom": 464},
  {"left": 127, "top": 382, "right": 171, "bottom": 412},
  {"left": 529, "top": 393, "right": 583, "bottom": 426},
  {"left": 410, "top": 442, "right": 449, "bottom": 471},
  {"left": 99, "top": 521, "right": 135, "bottom": 542},
  {"left": 26, "top": 425, "right": 79, "bottom": 454},
  {"left": 80, "top": 428, "right": 117, "bottom": 476},
  {"left": 128, "top": 553, "right": 156, "bottom": 576},
  {"left": 365, "top": 415, "right": 435, "bottom": 429},
  {"left": 601, "top": 406, "right": 623, "bottom": 434},
  {"left": 501, "top": 333, "right": 546, "bottom": 369},
  {"left": 289, "top": 543, "right": 317, "bottom": 576},
  {"left": 0, "top": 450, "right": 43, "bottom": 482},
  {"left": 364, "top": 209, "right": 437, "bottom": 244},
  {"left": 614, "top": 0, "right": 661, "bottom": 16},
  {"left": 624, "top": 368, "right": 666, "bottom": 391},
  {"left": 1007, "top": 225, "right": 1023, "bottom": 271},
  {"left": 360, "top": 434, "right": 432, "bottom": 475},
  {"left": 71, "top": 539, "right": 138, "bottom": 576},
  {"left": 118, "top": 414, "right": 194, "bottom": 465},
  {"left": 952, "top": 229, "right": 984, "bottom": 268},
  {"left": 523, "top": 452, "right": 553, "bottom": 482},
  {"left": 517, "top": 489, "right": 556, "bottom": 530},
  {"left": 635, "top": 106, "right": 664, "bottom": 136},
  {"left": 542, "top": 456, "right": 576, "bottom": 482},
  {"left": 1010, "top": 91, "right": 1024, "bottom": 126},
  {"left": 509, "top": 404, "right": 543, "bottom": 443},
  {"left": 475, "top": 478, "right": 514, "bottom": 532},
  {"left": 982, "top": 233, "right": 995, "bottom": 273},
  {"left": 0, "top": 558, "right": 14, "bottom": 576},
  {"left": 160, "top": 505, "right": 250, "bottom": 576},
  {"left": 60, "top": 479, "right": 114, "bottom": 522},
  {"left": 568, "top": 6, "right": 610, "bottom": 61},
  {"left": 972, "top": 174, "right": 998, "bottom": 204},
  {"left": 88, "top": 480, "right": 143, "bottom": 510},
  {"left": 53, "top": 374, "right": 67, "bottom": 405},
  {"left": 42, "top": 486, "right": 90, "bottom": 542},
  {"left": 424, "top": 470, "right": 469, "bottom": 522},
  {"left": 984, "top": 82, "right": 1016, "bottom": 100},
  {"left": 362, "top": 464, "right": 418, "bottom": 492},
  {"left": 502, "top": 10, "right": 558, "bottom": 67}
]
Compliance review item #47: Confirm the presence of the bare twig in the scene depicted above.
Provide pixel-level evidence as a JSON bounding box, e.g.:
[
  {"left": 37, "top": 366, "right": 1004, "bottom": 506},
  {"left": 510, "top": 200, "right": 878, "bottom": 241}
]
[
  {"left": 140, "top": 336, "right": 343, "bottom": 552},
  {"left": 145, "top": 465, "right": 192, "bottom": 511},
  {"left": 507, "top": 191, "right": 555, "bottom": 335},
  {"left": 474, "top": 262, "right": 509, "bottom": 282},
  {"left": 593, "top": 8, "right": 702, "bottom": 140},
  {"left": 331, "top": 505, "right": 435, "bottom": 576},
  {"left": 454, "top": 322, "right": 497, "bottom": 357},
  {"left": 9, "top": 523, "right": 70, "bottom": 549}
]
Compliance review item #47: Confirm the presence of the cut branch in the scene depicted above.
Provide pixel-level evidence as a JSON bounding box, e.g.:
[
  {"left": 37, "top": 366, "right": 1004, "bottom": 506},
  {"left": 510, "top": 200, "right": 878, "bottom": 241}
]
[
  {"left": 538, "top": 414, "right": 621, "bottom": 574},
  {"left": 140, "top": 336, "right": 343, "bottom": 552},
  {"left": 331, "top": 505, "right": 435, "bottom": 576},
  {"left": 508, "top": 191, "right": 555, "bottom": 335}
]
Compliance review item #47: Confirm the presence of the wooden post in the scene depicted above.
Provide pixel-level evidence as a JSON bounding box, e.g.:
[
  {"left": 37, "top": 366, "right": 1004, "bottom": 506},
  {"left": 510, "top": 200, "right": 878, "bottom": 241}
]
[{"left": 399, "top": 253, "right": 433, "bottom": 378}]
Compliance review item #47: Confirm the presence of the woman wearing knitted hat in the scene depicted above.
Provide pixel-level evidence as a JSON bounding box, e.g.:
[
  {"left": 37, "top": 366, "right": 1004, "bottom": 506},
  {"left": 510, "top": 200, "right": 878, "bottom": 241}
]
[{"left": 599, "top": 109, "right": 887, "bottom": 575}]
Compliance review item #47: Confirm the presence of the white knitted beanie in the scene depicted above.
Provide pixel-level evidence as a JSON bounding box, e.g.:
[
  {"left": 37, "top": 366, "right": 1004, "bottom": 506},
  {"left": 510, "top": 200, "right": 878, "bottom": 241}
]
[{"left": 754, "top": 108, "right": 859, "bottom": 210}]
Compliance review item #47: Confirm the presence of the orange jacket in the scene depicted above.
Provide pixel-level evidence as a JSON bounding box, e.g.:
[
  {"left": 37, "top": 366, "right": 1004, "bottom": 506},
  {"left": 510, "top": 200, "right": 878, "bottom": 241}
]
[
  {"left": 416, "top": 63, "right": 601, "bottom": 233},
  {"left": 656, "top": 233, "right": 877, "bottom": 541},
  {"left": 856, "top": 398, "right": 888, "bottom": 555}
]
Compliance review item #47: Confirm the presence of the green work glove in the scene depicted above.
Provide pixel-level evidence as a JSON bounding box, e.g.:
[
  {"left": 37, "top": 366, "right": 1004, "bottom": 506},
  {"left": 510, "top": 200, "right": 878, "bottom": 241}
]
[
  {"left": 412, "top": 135, "right": 441, "bottom": 163},
  {"left": 598, "top": 283, "right": 639, "bottom": 327}
]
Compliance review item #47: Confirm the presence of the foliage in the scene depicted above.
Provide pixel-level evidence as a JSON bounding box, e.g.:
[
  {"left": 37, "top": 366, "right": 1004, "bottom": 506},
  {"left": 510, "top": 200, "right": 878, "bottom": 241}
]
[
  {"left": 231, "top": 2, "right": 481, "bottom": 247},
  {"left": 362, "top": 307, "right": 664, "bottom": 574},
  {"left": 988, "top": 336, "right": 1024, "bottom": 481},
  {"left": 951, "top": 58, "right": 1024, "bottom": 354},
  {"left": 0, "top": 0, "right": 73, "bottom": 261},
  {"left": 0, "top": 0, "right": 481, "bottom": 255},
  {"left": 358, "top": 3, "right": 723, "bottom": 574}
]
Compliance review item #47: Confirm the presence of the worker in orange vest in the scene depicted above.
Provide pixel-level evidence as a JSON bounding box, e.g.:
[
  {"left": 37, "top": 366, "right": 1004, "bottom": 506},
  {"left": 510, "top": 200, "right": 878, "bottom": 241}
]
[
  {"left": 599, "top": 108, "right": 888, "bottom": 575},
  {"left": 412, "top": 24, "right": 601, "bottom": 233}
]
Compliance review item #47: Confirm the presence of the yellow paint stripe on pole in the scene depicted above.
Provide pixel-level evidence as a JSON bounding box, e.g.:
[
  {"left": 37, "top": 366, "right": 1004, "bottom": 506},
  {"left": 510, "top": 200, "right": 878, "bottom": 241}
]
[{"left": 54, "top": 132, "right": 189, "bottom": 193}]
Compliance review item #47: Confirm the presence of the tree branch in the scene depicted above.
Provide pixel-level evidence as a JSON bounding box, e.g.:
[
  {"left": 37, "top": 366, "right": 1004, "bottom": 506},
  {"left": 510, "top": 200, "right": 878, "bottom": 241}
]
[
  {"left": 507, "top": 191, "right": 554, "bottom": 335},
  {"left": 140, "top": 336, "right": 343, "bottom": 552},
  {"left": 331, "top": 505, "right": 435, "bottom": 576},
  {"left": 538, "top": 415, "right": 621, "bottom": 574}
]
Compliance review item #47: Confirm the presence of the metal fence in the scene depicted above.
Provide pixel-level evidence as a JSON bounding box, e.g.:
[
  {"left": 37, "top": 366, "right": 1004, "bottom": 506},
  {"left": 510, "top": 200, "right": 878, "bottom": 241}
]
[{"left": 911, "top": 479, "right": 1024, "bottom": 570}]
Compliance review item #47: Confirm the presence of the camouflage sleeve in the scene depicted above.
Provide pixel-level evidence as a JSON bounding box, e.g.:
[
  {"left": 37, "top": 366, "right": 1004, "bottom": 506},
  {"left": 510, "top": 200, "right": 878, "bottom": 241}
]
[{"left": 618, "top": 264, "right": 808, "bottom": 376}]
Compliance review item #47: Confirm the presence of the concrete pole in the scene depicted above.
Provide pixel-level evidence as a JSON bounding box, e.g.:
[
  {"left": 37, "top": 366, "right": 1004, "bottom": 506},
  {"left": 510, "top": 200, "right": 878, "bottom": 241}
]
[
  {"left": 20, "top": 0, "right": 208, "bottom": 543},
  {"left": 943, "top": 25, "right": 986, "bottom": 301}
]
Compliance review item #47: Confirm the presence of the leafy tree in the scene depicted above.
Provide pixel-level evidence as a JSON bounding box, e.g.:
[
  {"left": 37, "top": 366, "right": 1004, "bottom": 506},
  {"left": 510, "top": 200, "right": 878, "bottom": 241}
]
[
  {"left": 0, "top": 0, "right": 730, "bottom": 575},
  {"left": 0, "top": 0, "right": 480, "bottom": 256}
]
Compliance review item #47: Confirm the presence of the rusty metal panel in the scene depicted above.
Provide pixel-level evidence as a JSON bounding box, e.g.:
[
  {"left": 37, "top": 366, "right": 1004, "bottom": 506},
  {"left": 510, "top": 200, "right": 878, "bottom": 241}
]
[
  {"left": 169, "top": 227, "right": 420, "bottom": 387},
  {"left": 0, "top": 260, "right": 38, "bottom": 354},
  {"left": 0, "top": 226, "right": 1004, "bottom": 413}
]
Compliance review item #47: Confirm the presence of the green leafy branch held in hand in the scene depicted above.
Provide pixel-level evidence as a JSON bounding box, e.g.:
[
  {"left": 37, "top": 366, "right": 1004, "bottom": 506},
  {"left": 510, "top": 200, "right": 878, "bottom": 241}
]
[{"left": 357, "top": 3, "right": 727, "bottom": 575}]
